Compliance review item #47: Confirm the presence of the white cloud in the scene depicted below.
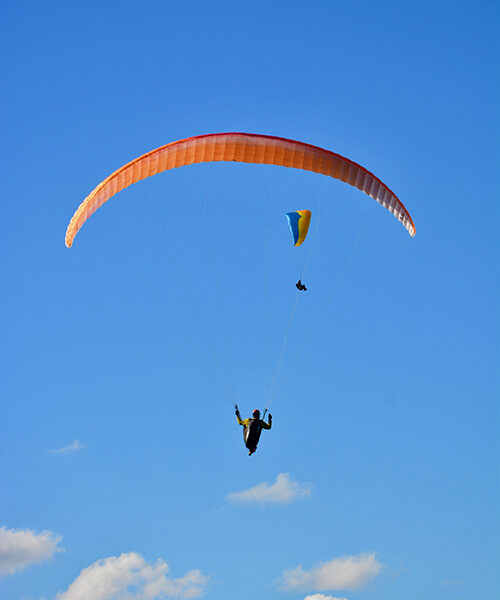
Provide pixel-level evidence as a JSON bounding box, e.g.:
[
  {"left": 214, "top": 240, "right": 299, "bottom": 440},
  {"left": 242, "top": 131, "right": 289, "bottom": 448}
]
[
  {"left": 282, "top": 552, "right": 382, "bottom": 592},
  {"left": 226, "top": 473, "right": 311, "bottom": 505},
  {"left": 47, "top": 440, "right": 86, "bottom": 454},
  {"left": 304, "top": 595, "right": 348, "bottom": 600},
  {"left": 57, "top": 552, "right": 209, "bottom": 600},
  {"left": 0, "top": 526, "right": 63, "bottom": 576}
]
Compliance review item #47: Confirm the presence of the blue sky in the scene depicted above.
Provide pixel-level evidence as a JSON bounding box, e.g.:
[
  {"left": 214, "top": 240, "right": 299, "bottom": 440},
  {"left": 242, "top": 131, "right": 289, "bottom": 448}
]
[{"left": 0, "top": 1, "right": 498, "bottom": 599}]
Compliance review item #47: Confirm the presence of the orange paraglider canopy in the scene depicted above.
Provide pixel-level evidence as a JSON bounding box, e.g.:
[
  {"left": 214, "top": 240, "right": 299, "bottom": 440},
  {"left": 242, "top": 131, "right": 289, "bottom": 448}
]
[{"left": 65, "top": 132, "right": 415, "bottom": 247}]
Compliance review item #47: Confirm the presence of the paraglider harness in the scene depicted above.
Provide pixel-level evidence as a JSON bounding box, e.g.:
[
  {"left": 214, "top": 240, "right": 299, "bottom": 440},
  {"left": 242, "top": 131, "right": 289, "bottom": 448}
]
[{"left": 235, "top": 405, "right": 269, "bottom": 455}]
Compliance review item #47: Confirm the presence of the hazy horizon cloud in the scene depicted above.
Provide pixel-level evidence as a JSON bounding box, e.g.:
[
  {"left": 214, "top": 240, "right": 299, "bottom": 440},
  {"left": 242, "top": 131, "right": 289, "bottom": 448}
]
[
  {"left": 304, "top": 595, "right": 348, "bottom": 600},
  {"left": 56, "top": 552, "right": 209, "bottom": 600},
  {"left": 227, "top": 473, "right": 311, "bottom": 505},
  {"left": 47, "top": 440, "right": 86, "bottom": 454},
  {"left": 282, "top": 552, "right": 382, "bottom": 592},
  {"left": 0, "top": 526, "right": 63, "bottom": 576}
]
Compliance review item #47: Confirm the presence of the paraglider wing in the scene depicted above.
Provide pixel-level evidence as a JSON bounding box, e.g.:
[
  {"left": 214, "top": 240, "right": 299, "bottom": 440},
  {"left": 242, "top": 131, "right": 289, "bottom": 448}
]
[
  {"left": 287, "top": 210, "right": 312, "bottom": 247},
  {"left": 65, "top": 133, "right": 415, "bottom": 247}
]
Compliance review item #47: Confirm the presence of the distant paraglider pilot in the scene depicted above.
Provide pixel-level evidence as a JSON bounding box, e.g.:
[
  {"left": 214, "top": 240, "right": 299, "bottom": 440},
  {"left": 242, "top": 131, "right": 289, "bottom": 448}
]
[
  {"left": 235, "top": 405, "right": 272, "bottom": 456},
  {"left": 296, "top": 279, "right": 307, "bottom": 291}
]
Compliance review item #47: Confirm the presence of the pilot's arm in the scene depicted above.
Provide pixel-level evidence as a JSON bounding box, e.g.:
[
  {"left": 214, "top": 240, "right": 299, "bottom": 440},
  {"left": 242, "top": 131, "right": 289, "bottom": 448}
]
[{"left": 261, "top": 414, "right": 272, "bottom": 429}]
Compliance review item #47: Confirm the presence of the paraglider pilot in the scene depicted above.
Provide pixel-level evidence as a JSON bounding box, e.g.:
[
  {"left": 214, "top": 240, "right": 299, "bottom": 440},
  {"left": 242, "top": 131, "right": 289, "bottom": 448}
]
[
  {"left": 296, "top": 279, "right": 307, "bottom": 291},
  {"left": 235, "top": 405, "right": 272, "bottom": 456}
]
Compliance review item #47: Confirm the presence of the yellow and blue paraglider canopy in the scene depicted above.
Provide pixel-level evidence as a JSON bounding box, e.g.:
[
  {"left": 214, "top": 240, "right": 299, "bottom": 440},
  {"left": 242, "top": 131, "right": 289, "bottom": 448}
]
[{"left": 286, "top": 210, "right": 312, "bottom": 247}]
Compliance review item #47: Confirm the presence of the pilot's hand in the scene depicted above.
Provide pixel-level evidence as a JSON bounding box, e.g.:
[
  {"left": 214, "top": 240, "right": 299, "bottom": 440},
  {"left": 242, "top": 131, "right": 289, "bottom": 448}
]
[{"left": 268, "top": 413, "right": 272, "bottom": 420}]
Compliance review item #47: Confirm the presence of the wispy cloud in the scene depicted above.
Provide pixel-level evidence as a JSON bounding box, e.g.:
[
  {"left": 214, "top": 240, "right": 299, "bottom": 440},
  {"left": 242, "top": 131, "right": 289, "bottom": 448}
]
[
  {"left": 47, "top": 440, "right": 86, "bottom": 455},
  {"left": 56, "top": 552, "right": 209, "bottom": 600},
  {"left": 304, "top": 595, "right": 348, "bottom": 600},
  {"left": 0, "top": 526, "right": 63, "bottom": 576},
  {"left": 227, "top": 473, "right": 311, "bottom": 505},
  {"left": 281, "top": 552, "right": 382, "bottom": 592}
]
